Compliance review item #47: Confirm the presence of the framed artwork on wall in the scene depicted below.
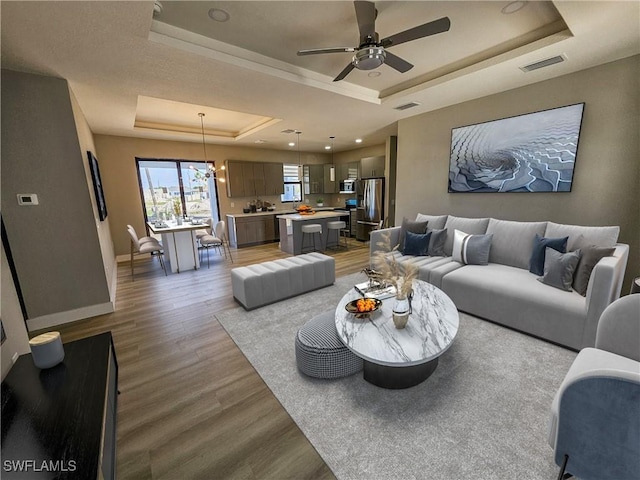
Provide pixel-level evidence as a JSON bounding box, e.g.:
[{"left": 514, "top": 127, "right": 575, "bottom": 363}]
[
  {"left": 448, "top": 103, "right": 585, "bottom": 193},
  {"left": 87, "top": 151, "right": 108, "bottom": 221}
]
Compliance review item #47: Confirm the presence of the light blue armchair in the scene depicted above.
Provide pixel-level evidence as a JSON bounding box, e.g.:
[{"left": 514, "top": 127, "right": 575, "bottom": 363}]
[{"left": 548, "top": 294, "right": 640, "bottom": 480}]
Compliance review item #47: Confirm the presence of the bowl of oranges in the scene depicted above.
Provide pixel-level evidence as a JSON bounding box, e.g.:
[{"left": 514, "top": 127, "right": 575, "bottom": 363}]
[{"left": 345, "top": 297, "right": 382, "bottom": 319}]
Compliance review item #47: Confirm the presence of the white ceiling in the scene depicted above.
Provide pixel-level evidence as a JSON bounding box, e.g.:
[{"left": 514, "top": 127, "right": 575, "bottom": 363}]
[{"left": 1, "top": 1, "right": 638, "bottom": 153}]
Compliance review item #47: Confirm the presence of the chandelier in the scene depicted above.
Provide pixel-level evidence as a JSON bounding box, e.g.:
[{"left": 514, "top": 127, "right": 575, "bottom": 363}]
[{"left": 189, "top": 112, "right": 225, "bottom": 182}]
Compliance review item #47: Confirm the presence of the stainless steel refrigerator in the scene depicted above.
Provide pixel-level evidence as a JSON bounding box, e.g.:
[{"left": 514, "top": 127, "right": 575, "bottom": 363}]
[{"left": 355, "top": 178, "right": 384, "bottom": 241}]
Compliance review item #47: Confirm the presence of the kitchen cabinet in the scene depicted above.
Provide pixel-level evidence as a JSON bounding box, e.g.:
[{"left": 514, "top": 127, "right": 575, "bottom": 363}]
[
  {"left": 242, "top": 161, "right": 257, "bottom": 196},
  {"left": 263, "top": 162, "right": 284, "bottom": 195},
  {"left": 226, "top": 160, "right": 245, "bottom": 197},
  {"left": 226, "top": 161, "right": 284, "bottom": 198},
  {"left": 227, "top": 213, "right": 278, "bottom": 248},
  {"left": 323, "top": 164, "right": 337, "bottom": 193},
  {"left": 303, "top": 164, "right": 324, "bottom": 195},
  {"left": 360, "top": 156, "right": 385, "bottom": 178},
  {"left": 338, "top": 162, "right": 360, "bottom": 181}
]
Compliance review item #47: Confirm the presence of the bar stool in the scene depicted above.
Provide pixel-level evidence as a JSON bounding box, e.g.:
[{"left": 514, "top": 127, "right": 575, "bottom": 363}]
[
  {"left": 326, "top": 220, "right": 348, "bottom": 250},
  {"left": 301, "top": 224, "right": 323, "bottom": 253}
]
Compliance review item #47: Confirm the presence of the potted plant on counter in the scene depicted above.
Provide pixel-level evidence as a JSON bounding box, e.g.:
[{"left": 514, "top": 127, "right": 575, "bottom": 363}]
[{"left": 316, "top": 197, "right": 324, "bottom": 207}]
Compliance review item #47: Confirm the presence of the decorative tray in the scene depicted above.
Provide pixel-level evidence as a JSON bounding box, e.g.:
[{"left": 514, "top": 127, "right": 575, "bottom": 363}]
[
  {"left": 353, "top": 281, "right": 396, "bottom": 300},
  {"left": 345, "top": 298, "right": 383, "bottom": 319}
]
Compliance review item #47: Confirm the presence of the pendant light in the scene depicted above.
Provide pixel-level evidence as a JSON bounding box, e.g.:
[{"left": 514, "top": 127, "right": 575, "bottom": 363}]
[
  {"left": 189, "top": 112, "right": 225, "bottom": 182},
  {"left": 330, "top": 136, "right": 335, "bottom": 182}
]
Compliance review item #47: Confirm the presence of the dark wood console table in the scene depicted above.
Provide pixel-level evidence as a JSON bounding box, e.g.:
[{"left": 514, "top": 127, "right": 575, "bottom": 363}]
[{"left": 1, "top": 332, "right": 118, "bottom": 479}]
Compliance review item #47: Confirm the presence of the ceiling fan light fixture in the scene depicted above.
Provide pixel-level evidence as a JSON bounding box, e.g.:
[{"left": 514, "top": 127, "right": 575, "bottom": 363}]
[{"left": 353, "top": 47, "right": 386, "bottom": 70}]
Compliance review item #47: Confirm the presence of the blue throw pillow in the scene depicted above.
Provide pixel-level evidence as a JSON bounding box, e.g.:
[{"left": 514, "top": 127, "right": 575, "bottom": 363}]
[
  {"left": 403, "top": 231, "right": 432, "bottom": 256},
  {"left": 529, "top": 234, "right": 568, "bottom": 276}
]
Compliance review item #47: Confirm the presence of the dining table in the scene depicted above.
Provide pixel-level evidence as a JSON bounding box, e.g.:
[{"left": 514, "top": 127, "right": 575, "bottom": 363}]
[{"left": 146, "top": 220, "right": 206, "bottom": 273}]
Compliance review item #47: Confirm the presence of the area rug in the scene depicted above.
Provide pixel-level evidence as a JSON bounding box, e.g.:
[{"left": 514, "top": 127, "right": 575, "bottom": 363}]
[{"left": 215, "top": 272, "right": 576, "bottom": 480}]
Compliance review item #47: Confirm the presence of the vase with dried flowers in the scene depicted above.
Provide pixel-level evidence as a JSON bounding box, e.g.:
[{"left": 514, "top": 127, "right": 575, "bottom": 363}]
[
  {"left": 371, "top": 231, "right": 418, "bottom": 329},
  {"left": 172, "top": 198, "right": 183, "bottom": 225}
]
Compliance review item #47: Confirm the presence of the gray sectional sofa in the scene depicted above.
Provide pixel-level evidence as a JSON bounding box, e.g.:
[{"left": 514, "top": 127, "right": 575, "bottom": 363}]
[{"left": 370, "top": 214, "right": 629, "bottom": 350}]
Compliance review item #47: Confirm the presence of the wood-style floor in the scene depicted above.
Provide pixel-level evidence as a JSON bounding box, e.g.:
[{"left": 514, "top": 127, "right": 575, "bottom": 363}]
[{"left": 39, "top": 238, "right": 371, "bottom": 479}]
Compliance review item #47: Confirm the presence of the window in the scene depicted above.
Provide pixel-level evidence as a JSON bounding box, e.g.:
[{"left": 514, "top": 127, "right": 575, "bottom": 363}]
[
  {"left": 281, "top": 164, "right": 302, "bottom": 203},
  {"left": 136, "top": 159, "right": 221, "bottom": 223}
]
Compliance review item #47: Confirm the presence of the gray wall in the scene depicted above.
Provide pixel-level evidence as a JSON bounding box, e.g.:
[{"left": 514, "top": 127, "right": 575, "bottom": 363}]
[
  {"left": 396, "top": 56, "right": 639, "bottom": 291},
  {"left": 1, "top": 70, "right": 111, "bottom": 320}
]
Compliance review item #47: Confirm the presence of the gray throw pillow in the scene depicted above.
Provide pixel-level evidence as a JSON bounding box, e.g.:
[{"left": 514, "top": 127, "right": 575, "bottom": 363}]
[
  {"left": 537, "top": 247, "right": 581, "bottom": 291},
  {"left": 427, "top": 228, "right": 447, "bottom": 256},
  {"left": 452, "top": 229, "right": 493, "bottom": 265},
  {"left": 572, "top": 244, "right": 615, "bottom": 296},
  {"left": 398, "top": 218, "right": 428, "bottom": 250}
]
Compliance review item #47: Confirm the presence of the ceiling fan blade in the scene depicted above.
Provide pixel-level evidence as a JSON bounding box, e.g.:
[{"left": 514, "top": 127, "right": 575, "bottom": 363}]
[
  {"left": 381, "top": 16, "right": 451, "bottom": 48},
  {"left": 333, "top": 63, "right": 356, "bottom": 82},
  {"left": 384, "top": 51, "right": 413, "bottom": 73},
  {"left": 354, "top": 1, "right": 376, "bottom": 42},
  {"left": 297, "top": 47, "right": 356, "bottom": 56}
]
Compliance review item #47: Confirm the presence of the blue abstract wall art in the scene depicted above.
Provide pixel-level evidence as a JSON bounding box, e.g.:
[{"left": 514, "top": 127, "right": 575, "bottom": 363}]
[{"left": 449, "top": 103, "right": 585, "bottom": 193}]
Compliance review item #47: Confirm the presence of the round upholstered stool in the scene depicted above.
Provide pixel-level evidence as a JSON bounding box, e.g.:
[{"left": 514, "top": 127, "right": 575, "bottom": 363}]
[
  {"left": 326, "top": 220, "right": 348, "bottom": 250},
  {"left": 301, "top": 223, "right": 323, "bottom": 253},
  {"left": 295, "top": 310, "right": 363, "bottom": 379}
]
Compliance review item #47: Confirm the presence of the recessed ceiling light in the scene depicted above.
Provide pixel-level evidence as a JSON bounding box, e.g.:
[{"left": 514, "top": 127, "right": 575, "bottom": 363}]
[
  {"left": 324, "top": 145, "right": 331, "bottom": 150},
  {"left": 368, "top": 71, "right": 381, "bottom": 78},
  {"left": 254, "top": 139, "right": 267, "bottom": 144},
  {"left": 501, "top": 1, "right": 527, "bottom": 14},
  {"left": 355, "top": 138, "right": 363, "bottom": 144},
  {"left": 208, "top": 8, "right": 230, "bottom": 22},
  {"left": 288, "top": 142, "right": 295, "bottom": 147}
]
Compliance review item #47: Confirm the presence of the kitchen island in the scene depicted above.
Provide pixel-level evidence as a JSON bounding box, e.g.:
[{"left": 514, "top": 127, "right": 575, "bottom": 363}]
[{"left": 277, "top": 211, "right": 349, "bottom": 255}]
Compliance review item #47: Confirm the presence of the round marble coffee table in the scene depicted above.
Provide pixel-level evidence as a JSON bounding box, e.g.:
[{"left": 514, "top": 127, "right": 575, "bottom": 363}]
[{"left": 335, "top": 279, "right": 459, "bottom": 389}]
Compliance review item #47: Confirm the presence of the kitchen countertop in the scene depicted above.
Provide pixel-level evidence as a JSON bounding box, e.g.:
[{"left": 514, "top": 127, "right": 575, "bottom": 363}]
[
  {"left": 276, "top": 211, "right": 349, "bottom": 221},
  {"left": 227, "top": 207, "right": 342, "bottom": 218}
]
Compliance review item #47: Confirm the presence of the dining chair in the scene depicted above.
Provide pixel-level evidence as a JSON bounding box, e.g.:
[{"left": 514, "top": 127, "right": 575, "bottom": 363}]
[
  {"left": 195, "top": 218, "right": 213, "bottom": 242},
  {"left": 215, "top": 220, "right": 233, "bottom": 263},
  {"left": 127, "top": 226, "right": 166, "bottom": 280},
  {"left": 199, "top": 220, "right": 233, "bottom": 267},
  {"left": 127, "top": 224, "right": 160, "bottom": 246}
]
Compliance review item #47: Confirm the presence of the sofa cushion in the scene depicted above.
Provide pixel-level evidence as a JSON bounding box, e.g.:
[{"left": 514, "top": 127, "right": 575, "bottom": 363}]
[
  {"left": 486, "top": 218, "right": 548, "bottom": 269},
  {"left": 443, "top": 216, "right": 490, "bottom": 256},
  {"left": 572, "top": 243, "right": 616, "bottom": 296},
  {"left": 428, "top": 228, "right": 447, "bottom": 256},
  {"left": 441, "top": 263, "right": 587, "bottom": 349},
  {"left": 452, "top": 230, "right": 493, "bottom": 265},
  {"left": 545, "top": 222, "right": 619, "bottom": 250},
  {"left": 529, "top": 234, "right": 568, "bottom": 276},
  {"left": 398, "top": 217, "right": 428, "bottom": 251},
  {"left": 403, "top": 231, "right": 431, "bottom": 256},
  {"left": 415, "top": 213, "right": 448, "bottom": 230},
  {"left": 538, "top": 248, "right": 581, "bottom": 291}
]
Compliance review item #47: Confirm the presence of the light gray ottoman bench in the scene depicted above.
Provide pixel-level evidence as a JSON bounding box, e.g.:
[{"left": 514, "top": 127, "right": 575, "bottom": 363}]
[
  {"left": 295, "top": 310, "right": 363, "bottom": 379},
  {"left": 231, "top": 252, "right": 335, "bottom": 310}
]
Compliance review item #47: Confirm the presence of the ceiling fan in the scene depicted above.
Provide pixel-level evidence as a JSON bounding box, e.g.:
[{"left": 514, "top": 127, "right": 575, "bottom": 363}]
[{"left": 297, "top": 1, "right": 451, "bottom": 82}]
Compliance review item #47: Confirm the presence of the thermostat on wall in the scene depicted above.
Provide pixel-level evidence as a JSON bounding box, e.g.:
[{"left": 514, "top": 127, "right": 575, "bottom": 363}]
[{"left": 17, "top": 193, "right": 39, "bottom": 205}]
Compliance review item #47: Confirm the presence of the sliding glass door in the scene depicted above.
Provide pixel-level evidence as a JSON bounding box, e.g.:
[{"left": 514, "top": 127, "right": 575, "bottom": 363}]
[{"left": 135, "top": 158, "right": 220, "bottom": 224}]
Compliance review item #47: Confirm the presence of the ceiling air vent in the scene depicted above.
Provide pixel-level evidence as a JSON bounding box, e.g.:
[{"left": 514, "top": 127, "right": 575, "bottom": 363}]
[
  {"left": 520, "top": 55, "right": 566, "bottom": 72},
  {"left": 394, "top": 102, "right": 421, "bottom": 111},
  {"left": 281, "top": 129, "right": 296, "bottom": 134}
]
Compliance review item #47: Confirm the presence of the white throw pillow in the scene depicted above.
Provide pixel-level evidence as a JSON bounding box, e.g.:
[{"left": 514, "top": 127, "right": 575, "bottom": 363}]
[{"left": 452, "top": 229, "right": 493, "bottom": 265}]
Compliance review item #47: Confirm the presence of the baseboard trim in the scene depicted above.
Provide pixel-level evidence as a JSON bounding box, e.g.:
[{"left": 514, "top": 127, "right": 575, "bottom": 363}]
[
  {"left": 27, "top": 301, "right": 115, "bottom": 332},
  {"left": 109, "top": 257, "right": 118, "bottom": 305}
]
